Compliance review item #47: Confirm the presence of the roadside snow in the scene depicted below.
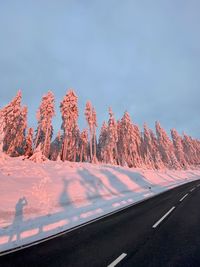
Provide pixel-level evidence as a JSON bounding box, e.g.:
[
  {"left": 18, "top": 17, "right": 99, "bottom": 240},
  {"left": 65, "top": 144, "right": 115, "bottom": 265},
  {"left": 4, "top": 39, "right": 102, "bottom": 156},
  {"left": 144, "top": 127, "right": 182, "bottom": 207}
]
[{"left": 0, "top": 155, "right": 199, "bottom": 252}]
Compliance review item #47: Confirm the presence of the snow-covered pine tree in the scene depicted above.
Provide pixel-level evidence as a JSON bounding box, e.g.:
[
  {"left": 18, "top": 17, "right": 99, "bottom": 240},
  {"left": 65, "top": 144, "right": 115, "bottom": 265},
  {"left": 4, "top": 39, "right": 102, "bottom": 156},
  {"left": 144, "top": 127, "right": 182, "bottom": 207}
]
[
  {"left": 98, "top": 121, "right": 109, "bottom": 163},
  {"left": 155, "top": 121, "right": 180, "bottom": 169},
  {"left": 193, "top": 139, "right": 200, "bottom": 164},
  {"left": 92, "top": 107, "right": 98, "bottom": 163},
  {"left": 117, "top": 112, "right": 130, "bottom": 166},
  {"left": 24, "top": 127, "right": 34, "bottom": 157},
  {"left": 116, "top": 119, "right": 123, "bottom": 165},
  {"left": 35, "top": 91, "right": 55, "bottom": 158},
  {"left": 3, "top": 91, "right": 21, "bottom": 154},
  {"left": 11, "top": 105, "right": 28, "bottom": 156},
  {"left": 182, "top": 133, "right": 198, "bottom": 166},
  {"left": 171, "top": 129, "right": 188, "bottom": 168},
  {"left": 60, "top": 90, "right": 79, "bottom": 161},
  {"left": 141, "top": 123, "right": 156, "bottom": 169},
  {"left": 85, "top": 101, "right": 94, "bottom": 162},
  {"left": 149, "top": 128, "right": 165, "bottom": 169},
  {"left": 0, "top": 108, "right": 5, "bottom": 152},
  {"left": 73, "top": 125, "right": 80, "bottom": 162},
  {"left": 3, "top": 91, "right": 28, "bottom": 156},
  {"left": 118, "top": 112, "right": 141, "bottom": 167},
  {"left": 132, "top": 124, "right": 144, "bottom": 167},
  {"left": 106, "top": 107, "right": 119, "bottom": 164}
]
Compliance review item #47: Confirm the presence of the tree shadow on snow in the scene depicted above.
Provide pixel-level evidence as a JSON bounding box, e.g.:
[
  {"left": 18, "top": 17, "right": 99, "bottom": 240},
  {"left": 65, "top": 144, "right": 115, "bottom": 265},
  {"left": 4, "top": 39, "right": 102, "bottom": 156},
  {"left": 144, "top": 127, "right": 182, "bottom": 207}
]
[
  {"left": 59, "top": 178, "right": 74, "bottom": 210},
  {"left": 100, "top": 168, "right": 137, "bottom": 195},
  {"left": 78, "top": 168, "right": 119, "bottom": 204},
  {"left": 102, "top": 165, "right": 166, "bottom": 192}
]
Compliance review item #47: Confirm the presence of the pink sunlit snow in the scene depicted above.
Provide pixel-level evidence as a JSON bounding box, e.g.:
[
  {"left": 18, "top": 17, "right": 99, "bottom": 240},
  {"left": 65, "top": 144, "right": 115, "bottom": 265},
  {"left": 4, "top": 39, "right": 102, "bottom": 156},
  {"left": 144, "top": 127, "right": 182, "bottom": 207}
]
[{"left": 0, "top": 155, "right": 199, "bottom": 253}]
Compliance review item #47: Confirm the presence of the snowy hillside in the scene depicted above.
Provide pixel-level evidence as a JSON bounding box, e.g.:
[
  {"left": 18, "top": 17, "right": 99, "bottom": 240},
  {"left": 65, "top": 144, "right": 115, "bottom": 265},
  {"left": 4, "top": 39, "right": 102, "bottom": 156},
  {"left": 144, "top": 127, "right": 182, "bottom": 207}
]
[{"left": 0, "top": 155, "right": 199, "bottom": 253}]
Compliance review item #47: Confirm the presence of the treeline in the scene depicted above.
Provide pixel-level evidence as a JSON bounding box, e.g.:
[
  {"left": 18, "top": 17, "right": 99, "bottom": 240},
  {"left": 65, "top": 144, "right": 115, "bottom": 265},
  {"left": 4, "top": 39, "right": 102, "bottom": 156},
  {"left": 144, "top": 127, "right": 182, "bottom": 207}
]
[{"left": 0, "top": 90, "right": 199, "bottom": 169}]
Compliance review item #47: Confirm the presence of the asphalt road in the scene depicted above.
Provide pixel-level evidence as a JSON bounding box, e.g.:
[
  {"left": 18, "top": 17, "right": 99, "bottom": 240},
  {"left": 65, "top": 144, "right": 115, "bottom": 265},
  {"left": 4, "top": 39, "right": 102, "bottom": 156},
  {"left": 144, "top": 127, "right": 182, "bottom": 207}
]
[{"left": 1, "top": 179, "right": 200, "bottom": 267}]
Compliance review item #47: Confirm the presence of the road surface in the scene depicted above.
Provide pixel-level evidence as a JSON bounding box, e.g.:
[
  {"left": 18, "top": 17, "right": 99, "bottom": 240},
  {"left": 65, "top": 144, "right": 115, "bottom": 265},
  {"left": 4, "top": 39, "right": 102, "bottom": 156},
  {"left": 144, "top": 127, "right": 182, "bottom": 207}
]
[{"left": 1, "top": 179, "right": 200, "bottom": 267}]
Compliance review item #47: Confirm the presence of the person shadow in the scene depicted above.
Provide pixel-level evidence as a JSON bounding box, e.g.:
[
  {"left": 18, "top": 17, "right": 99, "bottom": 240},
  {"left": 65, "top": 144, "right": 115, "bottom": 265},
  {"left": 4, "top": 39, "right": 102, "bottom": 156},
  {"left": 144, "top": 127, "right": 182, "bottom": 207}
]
[{"left": 8, "top": 197, "right": 28, "bottom": 242}]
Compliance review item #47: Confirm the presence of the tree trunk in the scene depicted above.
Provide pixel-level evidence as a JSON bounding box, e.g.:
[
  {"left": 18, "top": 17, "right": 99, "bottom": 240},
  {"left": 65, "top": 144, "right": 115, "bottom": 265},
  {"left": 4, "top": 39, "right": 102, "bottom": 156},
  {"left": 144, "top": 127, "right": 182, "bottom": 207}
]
[
  {"left": 61, "top": 135, "right": 67, "bottom": 161},
  {"left": 43, "top": 124, "right": 49, "bottom": 157},
  {"left": 89, "top": 128, "right": 93, "bottom": 162},
  {"left": 35, "top": 127, "right": 41, "bottom": 149},
  {"left": 80, "top": 145, "right": 83, "bottom": 162},
  {"left": 93, "top": 127, "right": 97, "bottom": 162}
]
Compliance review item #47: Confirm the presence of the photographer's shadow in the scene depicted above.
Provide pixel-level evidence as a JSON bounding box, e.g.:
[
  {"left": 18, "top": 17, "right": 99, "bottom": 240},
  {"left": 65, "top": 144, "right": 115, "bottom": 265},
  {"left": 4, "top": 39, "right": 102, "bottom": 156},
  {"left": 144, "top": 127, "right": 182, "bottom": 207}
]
[{"left": 8, "top": 197, "right": 28, "bottom": 242}]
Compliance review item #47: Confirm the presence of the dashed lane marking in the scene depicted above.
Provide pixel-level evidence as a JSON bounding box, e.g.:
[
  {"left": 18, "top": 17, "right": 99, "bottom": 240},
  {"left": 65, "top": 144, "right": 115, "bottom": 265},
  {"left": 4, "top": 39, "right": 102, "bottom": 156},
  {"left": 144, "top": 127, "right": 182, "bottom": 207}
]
[
  {"left": 179, "top": 193, "right": 189, "bottom": 202},
  {"left": 108, "top": 253, "right": 127, "bottom": 267},
  {"left": 152, "top": 207, "right": 176, "bottom": 229}
]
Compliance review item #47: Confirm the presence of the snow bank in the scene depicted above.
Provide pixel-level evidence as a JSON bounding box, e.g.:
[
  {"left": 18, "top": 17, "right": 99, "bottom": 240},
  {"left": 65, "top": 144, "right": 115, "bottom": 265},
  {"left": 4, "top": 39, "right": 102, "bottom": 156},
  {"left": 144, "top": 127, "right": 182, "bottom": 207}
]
[{"left": 0, "top": 156, "right": 199, "bottom": 253}]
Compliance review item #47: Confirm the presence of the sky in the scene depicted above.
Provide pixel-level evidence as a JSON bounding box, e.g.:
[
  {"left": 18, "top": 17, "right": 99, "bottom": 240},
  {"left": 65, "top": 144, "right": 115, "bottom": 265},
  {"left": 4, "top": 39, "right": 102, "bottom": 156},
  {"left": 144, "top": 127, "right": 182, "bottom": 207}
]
[{"left": 0, "top": 0, "right": 199, "bottom": 138}]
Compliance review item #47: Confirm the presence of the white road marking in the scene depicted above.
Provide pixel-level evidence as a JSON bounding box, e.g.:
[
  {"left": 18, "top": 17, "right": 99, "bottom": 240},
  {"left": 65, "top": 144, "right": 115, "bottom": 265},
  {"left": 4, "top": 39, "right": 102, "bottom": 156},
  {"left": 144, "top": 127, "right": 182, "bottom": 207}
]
[
  {"left": 108, "top": 253, "right": 127, "bottom": 267},
  {"left": 197, "top": 184, "right": 200, "bottom": 187},
  {"left": 190, "top": 188, "right": 195, "bottom": 192},
  {"left": 152, "top": 207, "right": 175, "bottom": 229},
  {"left": 179, "top": 193, "right": 189, "bottom": 202}
]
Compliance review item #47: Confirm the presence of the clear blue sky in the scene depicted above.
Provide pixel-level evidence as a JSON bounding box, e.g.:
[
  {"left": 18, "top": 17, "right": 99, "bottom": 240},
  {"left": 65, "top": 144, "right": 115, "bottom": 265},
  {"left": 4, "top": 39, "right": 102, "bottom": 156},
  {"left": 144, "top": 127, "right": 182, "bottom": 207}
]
[{"left": 0, "top": 0, "right": 199, "bottom": 137}]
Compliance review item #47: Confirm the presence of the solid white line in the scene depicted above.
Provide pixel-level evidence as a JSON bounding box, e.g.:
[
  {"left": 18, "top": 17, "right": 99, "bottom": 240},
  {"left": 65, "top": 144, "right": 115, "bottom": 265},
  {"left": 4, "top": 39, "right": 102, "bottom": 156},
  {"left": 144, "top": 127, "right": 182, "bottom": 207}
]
[
  {"left": 107, "top": 253, "right": 127, "bottom": 267},
  {"left": 152, "top": 207, "right": 176, "bottom": 229},
  {"left": 179, "top": 193, "right": 189, "bottom": 202},
  {"left": 190, "top": 188, "right": 195, "bottom": 192}
]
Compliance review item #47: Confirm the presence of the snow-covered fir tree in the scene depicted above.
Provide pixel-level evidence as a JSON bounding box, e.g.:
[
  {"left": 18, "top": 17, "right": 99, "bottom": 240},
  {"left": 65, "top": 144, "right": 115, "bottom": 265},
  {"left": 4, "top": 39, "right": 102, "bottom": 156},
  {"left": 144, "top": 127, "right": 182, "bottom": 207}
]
[
  {"left": 156, "top": 121, "right": 180, "bottom": 169},
  {"left": 24, "top": 128, "right": 34, "bottom": 157},
  {"left": 0, "top": 108, "right": 5, "bottom": 152},
  {"left": 98, "top": 121, "right": 109, "bottom": 163},
  {"left": 11, "top": 105, "right": 28, "bottom": 156},
  {"left": 132, "top": 124, "right": 144, "bottom": 167},
  {"left": 193, "top": 139, "right": 200, "bottom": 163},
  {"left": 182, "top": 133, "right": 199, "bottom": 165},
  {"left": 3, "top": 91, "right": 21, "bottom": 154},
  {"left": 85, "top": 101, "right": 94, "bottom": 162},
  {"left": 118, "top": 112, "right": 141, "bottom": 167},
  {"left": 149, "top": 128, "right": 165, "bottom": 169},
  {"left": 35, "top": 91, "right": 55, "bottom": 158},
  {"left": 171, "top": 129, "right": 188, "bottom": 168},
  {"left": 141, "top": 123, "right": 157, "bottom": 169},
  {"left": 3, "top": 91, "right": 27, "bottom": 156},
  {"left": 60, "top": 90, "right": 79, "bottom": 161},
  {"left": 92, "top": 107, "right": 98, "bottom": 163},
  {"left": 104, "top": 107, "right": 119, "bottom": 164}
]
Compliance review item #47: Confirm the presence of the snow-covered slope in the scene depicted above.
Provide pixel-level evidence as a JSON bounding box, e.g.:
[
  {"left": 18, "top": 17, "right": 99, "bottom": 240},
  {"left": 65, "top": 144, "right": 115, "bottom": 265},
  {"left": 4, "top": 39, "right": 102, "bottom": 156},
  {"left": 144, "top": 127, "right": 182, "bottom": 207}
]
[{"left": 0, "top": 155, "right": 200, "bottom": 253}]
